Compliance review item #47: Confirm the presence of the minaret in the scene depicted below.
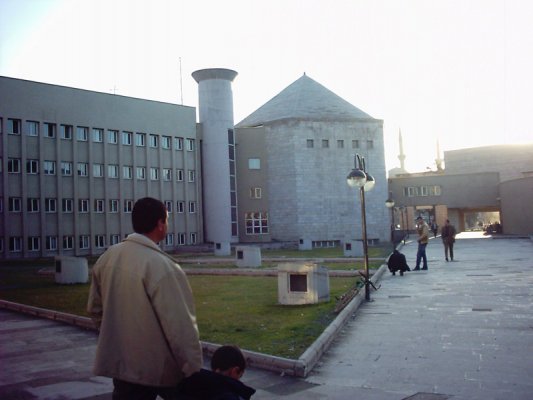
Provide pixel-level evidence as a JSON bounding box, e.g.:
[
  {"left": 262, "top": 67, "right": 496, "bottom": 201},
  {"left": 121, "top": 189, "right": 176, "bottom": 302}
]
[
  {"left": 192, "top": 68, "right": 238, "bottom": 255},
  {"left": 435, "top": 139, "right": 444, "bottom": 171},
  {"left": 398, "top": 129, "right": 406, "bottom": 170}
]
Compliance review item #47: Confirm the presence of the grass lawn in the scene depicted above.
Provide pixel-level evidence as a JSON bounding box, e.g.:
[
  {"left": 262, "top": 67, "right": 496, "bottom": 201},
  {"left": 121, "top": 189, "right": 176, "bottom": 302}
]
[{"left": 0, "top": 248, "right": 388, "bottom": 358}]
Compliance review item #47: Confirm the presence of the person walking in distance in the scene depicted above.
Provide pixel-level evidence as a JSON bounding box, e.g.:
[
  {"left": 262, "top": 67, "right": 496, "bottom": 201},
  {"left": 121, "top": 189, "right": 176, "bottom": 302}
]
[
  {"left": 413, "top": 216, "right": 429, "bottom": 270},
  {"left": 441, "top": 219, "right": 457, "bottom": 261},
  {"left": 87, "top": 197, "right": 203, "bottom": 400}
]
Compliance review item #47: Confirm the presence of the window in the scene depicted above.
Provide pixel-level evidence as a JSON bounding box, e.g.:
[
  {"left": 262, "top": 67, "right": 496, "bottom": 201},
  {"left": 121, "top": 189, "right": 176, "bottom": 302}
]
[
  {"left": 110, "top": 234, "right": 120, "bottom": 245},
  {"left": 245, "top": 212, "right": 269, "bottom": 235},
  {"left": 188, "top": 170, "right": 195, "bottom": 182},
  {"left": 177, "top": 201, "right": 185, "bottom": 213},
  {"left": 248, "top": 158, "right": 260, "bottom": 170},
  {"left": 136, "top": 167, "right": 146, "bottom": 180},
  {"left": 62, "top": 198, "right": 73, "bottom": 213},
  {"left": 250, "top": 187, "right": 262, "bottom": 199},
  {"left": 165, "top": 233, "right": 174, "bottom": 246},
  {"left": 94, "top": 235, "right": 106, "bottom": 249},
  {"left": 149, "top": 134, "right": 159, "bottom": 148},
  {"left": 186, "top": 138, "right": 195, "bottom": 151},
  {"left": 8, "top": 158, "right": 21, "bottom": 173},
  {"left": 176, "top": 169, "right": 184, "bottom": 181},
  {"left": 352, "top": 139, "right": 359, "bottom": 149},
  {"left": 136, "top": 132, "right": 146, "bottom": 146},
  {"left": 26, "top": 159, "right": 39, "bottom": 174},
  {"left": 175, "top": 137, "right": 183, "bottom": 150},
  {"left": 43, "top": 160, "right": 56, "bottom": 175},
  {"left": 337, "top": 139, "right": 344, "bottom": 148},
  {"left": 122, "top": 131, "right": 132, "bottom": 145},
  {"left": 60, "top": 125, "right": 73, "bottom": 140},
  {"left": 123, "top": 166, "right": 133, "bottom": 179},
  {"left": 93, "top": 128, "right": 104, "bottom": 142},
  {"left": 322, "top": 139, "right": 329, "bottom": 148},
  {"left": 107, "top": 130, "right": 118, "bottom": 144},
  {"left": 177, "top": 233, "right": 186, "bottom": 245},
  {"left": 367, "top": 140, "right": 374, "bottom": 149},
  {"left": 109, "top": 199, "right": 119, "bottom": 213},
  {"left": 189, "top": 232, "right": 197, "bottom": 244},
  {"left": 27, "top": 198, "right": 40, "bottom": 212},
  {"left": 93, "top": 163, "right": 104, "bottom": 177},
  {"left": 150, "top": 167, "right": 159, "bottom": 181},
  {"left": 8, "top": 118, "right": 21, "bottom": 134},
  {"left": 78, "top": 199, "right": 89, "bottom": 213},
  {"left": 162, "top": 136, "right": 171, "bottom": 149},
  {"left": 162, "top": 168, "right": 172, "bottom": 181},
  {"left": 77, "top": 126, "right": 88, "bottom": 141},
  {"left": 28, "top": 237, "right": 40, "bottom": 251},
  {"left": 79, "top": 235, "right": 90, "bottom": 250},
  {"left": 43, "top": 122, "right": 56, "bottom": 138},
  {"left": 61, "top": 161, "right": 73, "bottom": 176},
  {"left": 77, "top": 163, "right": 88, "bottom": 176},
  {"left": 94, "top": 199, "right": 105, "bottom": 213},
  {"left": 9, "top": 197, "right": 22, "bottom": 212},
  {"left": 63, "top": 236, "right": 74, "bottom": 250},
  {"left": 27, "top": 121, "right": 39, "bottom": 136},
  {"left": 108, "top": 164, "right": 119, "bottom": 178},
  {"left": 46, "top": 236, "right": 58, "bottom": 251},
  {"left": 165, "top": 201, "right": 172, "bottom": 213},
  {"left": 189, "top": 201, "right": 196, "bottom": 214},
  {"left": 124, "top": 200, "right": 133, "bottom": 213},
  {"left": 306, "top": 139, "right": 314, "bottom": 148},
  {"left": 45, "top": 198, "right": 57, "bottom": 213},
  {"left": 9, "top": 237, "right": 23, "bottom": 252}
]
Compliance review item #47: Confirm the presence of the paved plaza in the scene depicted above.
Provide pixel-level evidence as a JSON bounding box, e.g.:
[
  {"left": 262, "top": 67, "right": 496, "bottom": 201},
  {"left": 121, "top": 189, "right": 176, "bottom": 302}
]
[{"left": 1, "top": 233, "right": 533, "bottom": 399}]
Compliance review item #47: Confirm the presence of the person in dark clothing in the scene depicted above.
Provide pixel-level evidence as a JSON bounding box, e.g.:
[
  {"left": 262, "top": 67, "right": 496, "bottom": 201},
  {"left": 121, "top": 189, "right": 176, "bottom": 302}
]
[
  {"left": 178, "top": 345, "right": 255, "bottom": 400},
  {"left": 441, "top": 219, "right": 457, "bottom": 261},
  {"left": 387, "top": 249, "right": 411, "bottom": 276}
]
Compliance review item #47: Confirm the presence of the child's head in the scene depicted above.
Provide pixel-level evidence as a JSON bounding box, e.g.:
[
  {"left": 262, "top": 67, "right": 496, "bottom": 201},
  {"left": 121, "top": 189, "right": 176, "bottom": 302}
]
[{"left": 211, "top": 345, "right": 246, "bottom": 380}]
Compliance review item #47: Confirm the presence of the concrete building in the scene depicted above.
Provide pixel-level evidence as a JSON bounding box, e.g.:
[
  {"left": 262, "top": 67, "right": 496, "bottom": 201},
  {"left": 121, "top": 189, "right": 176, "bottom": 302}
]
[
  {"left": 1, "top": 72, "right": 391, "bottom": 259},
  {"left": 388, "top": 143, "right": 533, "bottom": 235},
  {"left": 1, "top": 76, "right": 202, "bottom": 258},
  {"left": 235, "top": 74, "right": 390, "bottom": 247}
]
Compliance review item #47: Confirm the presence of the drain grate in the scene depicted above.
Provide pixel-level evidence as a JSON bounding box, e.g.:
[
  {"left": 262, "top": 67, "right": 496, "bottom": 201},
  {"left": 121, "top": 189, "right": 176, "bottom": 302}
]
[
  {"left": 472, "top": 308, "right": 492, "bottom": 312},
  {"left": 402, "top": 392, "right": 450, "bottom": 400},
  {"left": 389, "top": 295, "right": 411, "bottom": 298}
]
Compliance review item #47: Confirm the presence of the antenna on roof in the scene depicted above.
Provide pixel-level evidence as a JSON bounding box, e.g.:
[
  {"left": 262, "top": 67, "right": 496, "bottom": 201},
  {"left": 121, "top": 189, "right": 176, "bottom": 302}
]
[{"left": 179, "top": 57, "right": 184, "bottom": 105}]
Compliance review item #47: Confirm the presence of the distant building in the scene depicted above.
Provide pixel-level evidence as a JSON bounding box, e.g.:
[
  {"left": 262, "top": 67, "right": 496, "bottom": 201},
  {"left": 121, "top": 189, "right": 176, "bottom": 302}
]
[
  {"left": 1, "top": 72, "right": 390, "bottom": 259},
  {"left": 388, "top": 143, "right": 533, "bottom": 235}
]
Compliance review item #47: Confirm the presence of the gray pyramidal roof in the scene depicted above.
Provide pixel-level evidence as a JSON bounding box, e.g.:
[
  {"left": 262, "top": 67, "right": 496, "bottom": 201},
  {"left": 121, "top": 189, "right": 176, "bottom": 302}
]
[{"left": 236, "top": 74, "right": 373, "bottom": 127}]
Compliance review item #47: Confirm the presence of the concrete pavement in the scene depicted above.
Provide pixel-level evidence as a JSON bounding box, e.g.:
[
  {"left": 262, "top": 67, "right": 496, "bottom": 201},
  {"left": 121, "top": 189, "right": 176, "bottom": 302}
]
[{"left": 1, "top": 233, "right": 533, "bottom": 399}]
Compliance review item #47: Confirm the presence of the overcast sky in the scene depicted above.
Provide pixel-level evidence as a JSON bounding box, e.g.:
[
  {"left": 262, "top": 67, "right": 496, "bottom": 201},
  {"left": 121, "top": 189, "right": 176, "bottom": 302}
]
[{"left": 1, "top": 0, "right": 532, "bottom": 173}]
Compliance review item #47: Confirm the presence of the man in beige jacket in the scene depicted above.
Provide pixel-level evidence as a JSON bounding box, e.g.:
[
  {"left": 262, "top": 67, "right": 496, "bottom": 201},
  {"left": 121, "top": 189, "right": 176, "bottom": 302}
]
[{"left": 88, "top": 197, "right": 202, "bottom": 399}]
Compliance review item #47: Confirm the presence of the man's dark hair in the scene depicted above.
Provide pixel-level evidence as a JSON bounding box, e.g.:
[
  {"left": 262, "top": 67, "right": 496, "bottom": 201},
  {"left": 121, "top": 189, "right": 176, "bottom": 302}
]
[
  {"left": 211, "top": 345, "right": 246, "bottom": 372},
  {"left": 132, "top": 197, "right": 167, "bottom": 234}
]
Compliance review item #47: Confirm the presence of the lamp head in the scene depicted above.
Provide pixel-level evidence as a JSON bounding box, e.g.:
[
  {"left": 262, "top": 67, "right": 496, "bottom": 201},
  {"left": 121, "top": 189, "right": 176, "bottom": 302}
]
[
  {"left": 346, "top": 168, "right": 367, "bottom": 188},
  {"left": 363, "top": 173, "right": 375, "bottom": 192}
]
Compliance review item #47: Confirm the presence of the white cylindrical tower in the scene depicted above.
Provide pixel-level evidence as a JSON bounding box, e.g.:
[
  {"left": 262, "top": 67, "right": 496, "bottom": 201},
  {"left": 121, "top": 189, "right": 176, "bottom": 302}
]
[{"left": 192, "top": 68, "right": 238, "bottom": 255}]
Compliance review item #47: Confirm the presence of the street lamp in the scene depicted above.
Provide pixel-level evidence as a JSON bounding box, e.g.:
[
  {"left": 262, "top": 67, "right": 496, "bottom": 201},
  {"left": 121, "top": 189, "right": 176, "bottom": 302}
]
[
  {"left": 346, "top": 154, "right": 375, "bottom": 301},
  {"left": 385, "top": 192, "right": 395, "bottom": 251}
]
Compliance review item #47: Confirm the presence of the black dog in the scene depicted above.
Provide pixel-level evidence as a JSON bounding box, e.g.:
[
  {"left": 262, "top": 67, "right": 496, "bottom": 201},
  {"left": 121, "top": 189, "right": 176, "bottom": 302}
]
[{"left": 387, "top": 250, "right": 411, "bottom": 276}]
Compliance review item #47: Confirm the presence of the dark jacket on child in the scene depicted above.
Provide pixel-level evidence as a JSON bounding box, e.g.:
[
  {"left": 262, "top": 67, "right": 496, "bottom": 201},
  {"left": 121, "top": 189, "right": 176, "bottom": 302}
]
[
  {"left": 177, "top": 368, "right": 255, "bottom": 400},
  {"left": 387, "top": 250, "right": 410, "bottom": 273}
]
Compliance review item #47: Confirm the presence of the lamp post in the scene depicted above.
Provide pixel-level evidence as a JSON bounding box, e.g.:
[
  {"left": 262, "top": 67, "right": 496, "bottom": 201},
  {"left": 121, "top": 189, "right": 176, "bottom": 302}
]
[
  {"left": 385, "top": 192, "right": 395, "bottom": 251},
  {"left": 346, "top": 154, "right": 375, "bottom": 301}
]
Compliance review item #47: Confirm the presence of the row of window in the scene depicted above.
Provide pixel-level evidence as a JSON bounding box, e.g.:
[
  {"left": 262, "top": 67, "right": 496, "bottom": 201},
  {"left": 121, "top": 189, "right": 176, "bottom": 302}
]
[
  {"left": 2, "top": 198, "right": 197, "bottom": 214},
  {"left": 2, "top": 118, "right": 195, "bottom": 151},
  {"left": 403, "top": 185, "right": 442, "bottom": 197},
  {"left": 306, "top": 139, "right": 374, "bottom": 149},
  {"left": 4, "top": 158, "right": 196, "bottom": 181},
  {"left": 1, "top": 232, "right": 198, "bottom": 253}
]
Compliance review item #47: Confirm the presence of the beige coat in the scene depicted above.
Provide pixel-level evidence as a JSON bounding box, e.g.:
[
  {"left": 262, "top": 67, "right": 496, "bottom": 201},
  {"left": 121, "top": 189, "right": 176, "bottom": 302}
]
[{"left": 87, "top": 233, "right": 203, "bottom": 387}]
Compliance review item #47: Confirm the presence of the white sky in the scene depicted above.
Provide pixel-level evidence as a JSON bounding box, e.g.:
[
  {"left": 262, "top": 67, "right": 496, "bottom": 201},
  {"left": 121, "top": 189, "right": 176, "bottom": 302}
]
[{"left": 1, "top": 0, "right": 532, "bottom": 173}]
